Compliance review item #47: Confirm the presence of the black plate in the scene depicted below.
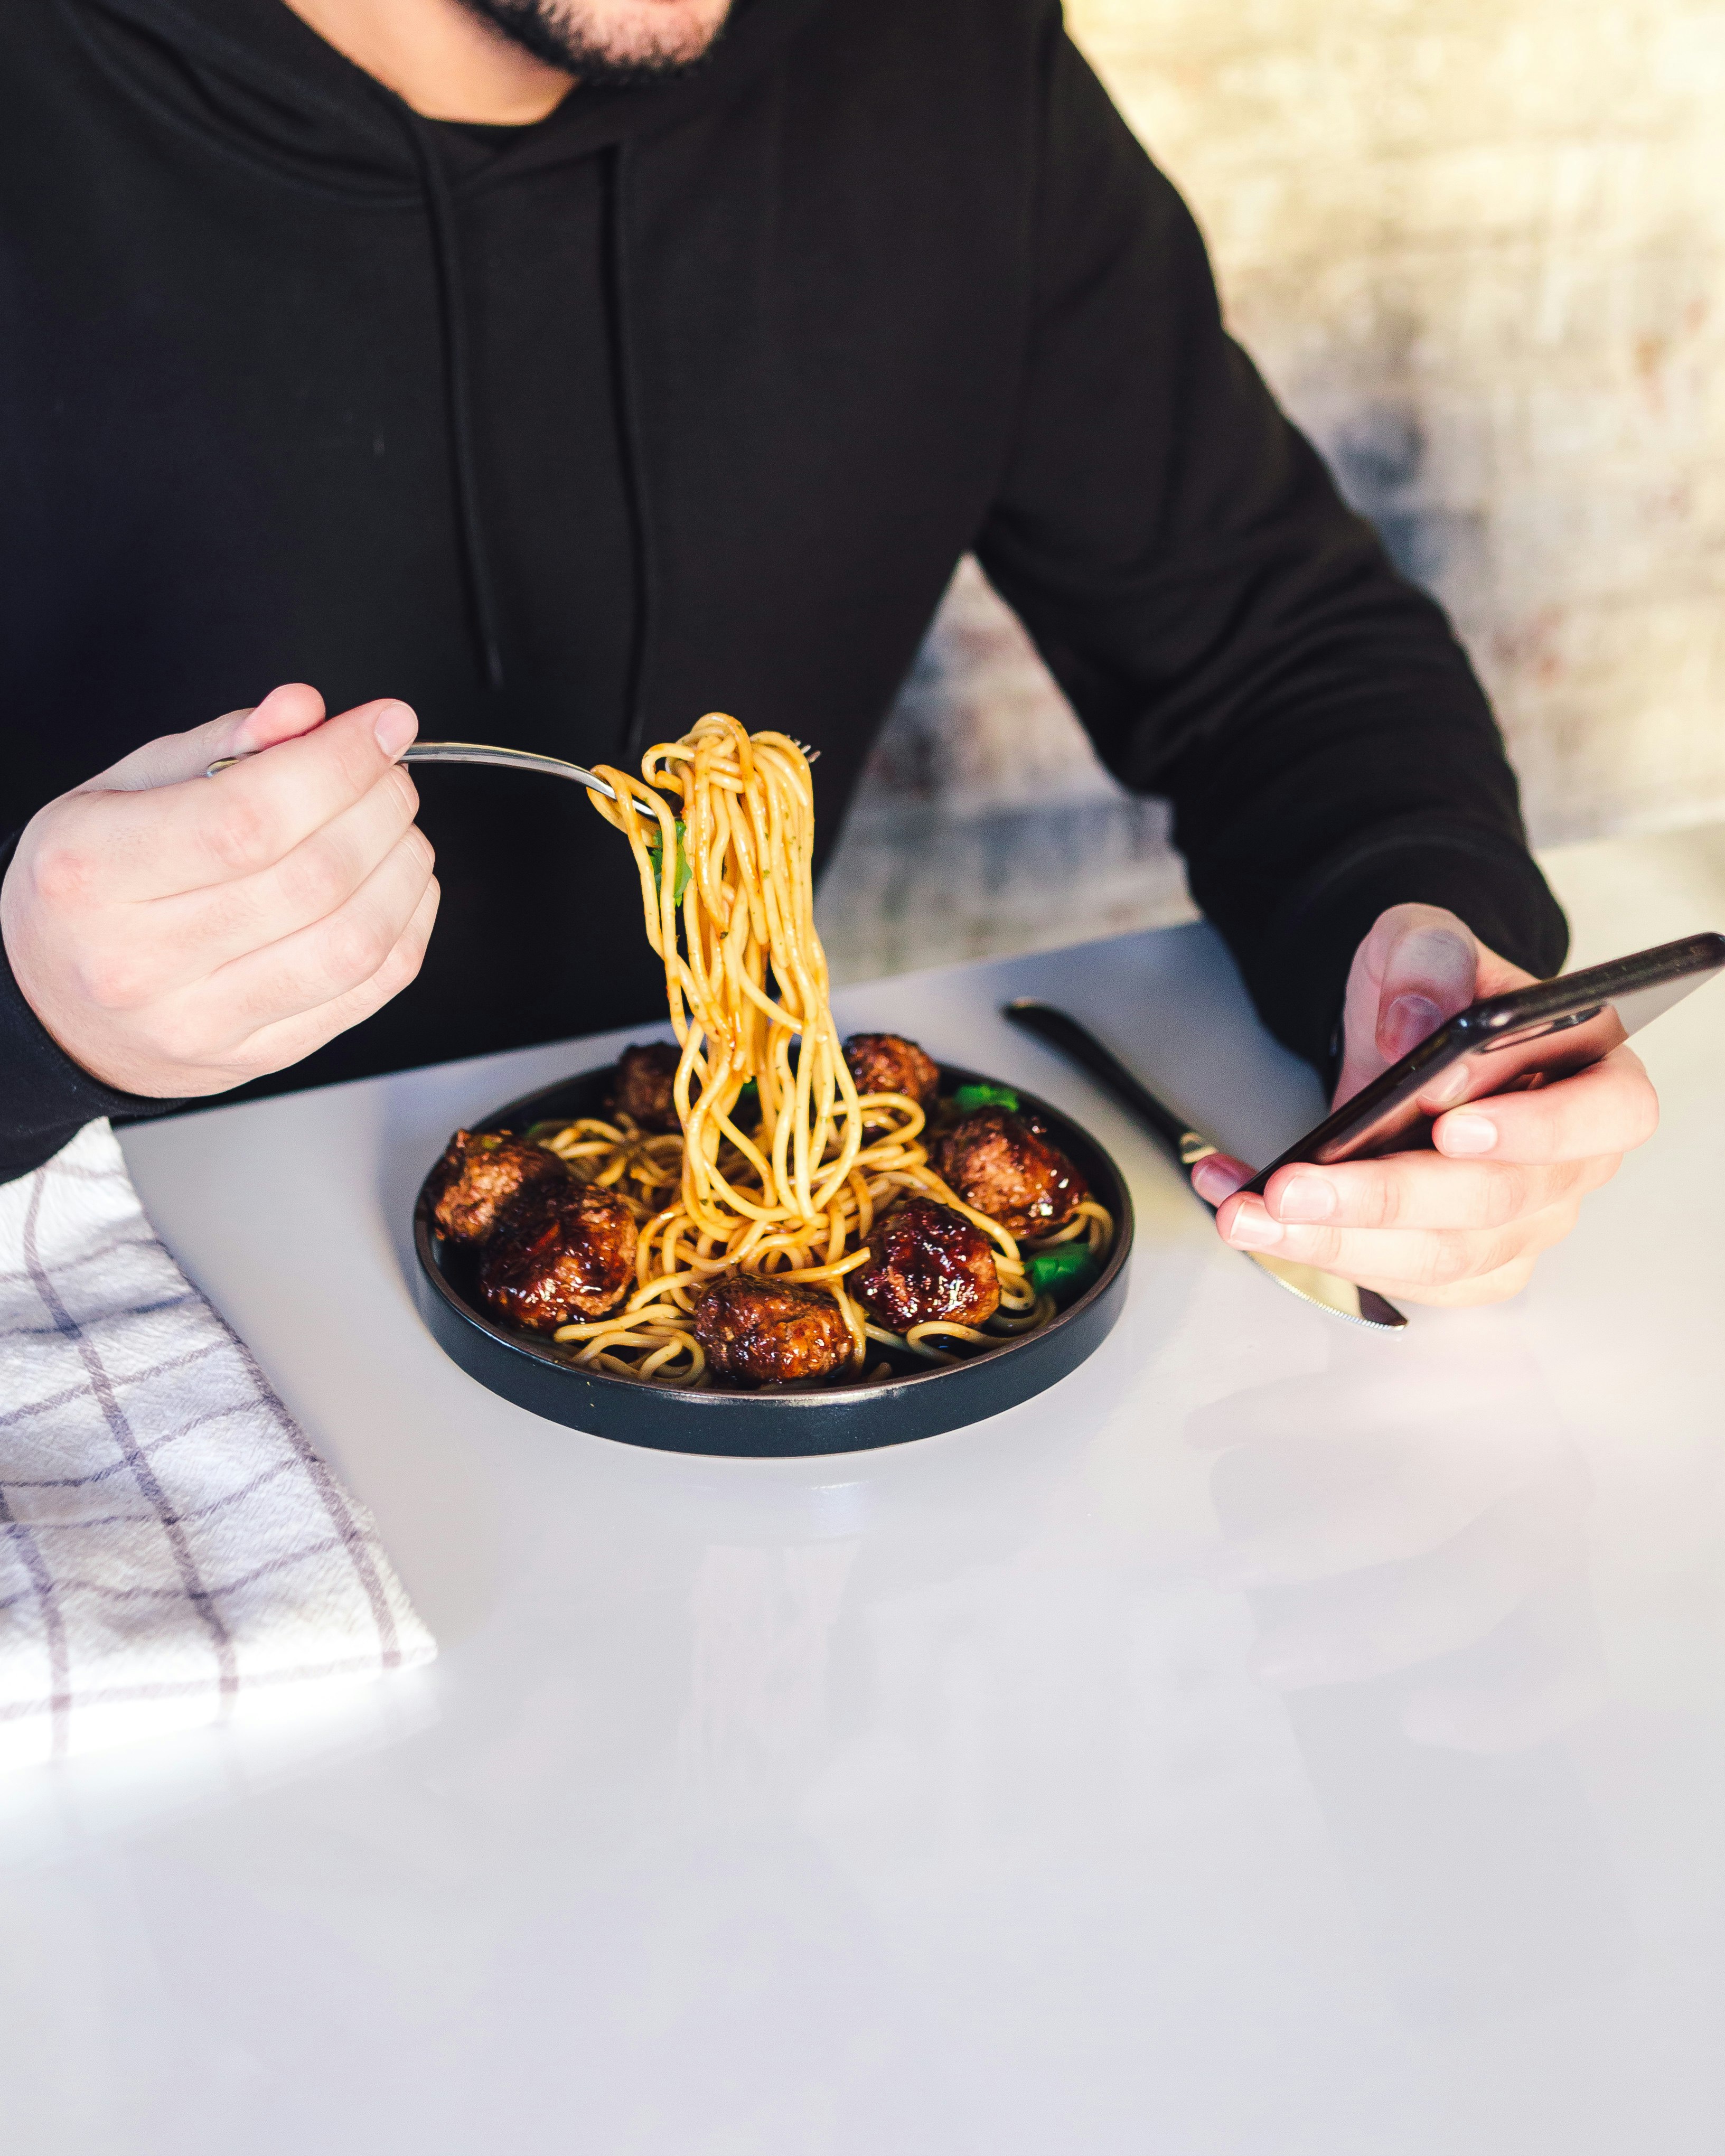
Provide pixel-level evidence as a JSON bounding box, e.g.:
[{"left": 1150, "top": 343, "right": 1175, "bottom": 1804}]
[{"left": 411, "top": 1063, "right": 1133, "bottom": 1456}]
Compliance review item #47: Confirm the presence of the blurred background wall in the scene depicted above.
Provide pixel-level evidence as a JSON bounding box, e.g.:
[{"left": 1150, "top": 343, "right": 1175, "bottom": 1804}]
[{"left": 818, "top": 0, "right": 1725, "bottom": 982}]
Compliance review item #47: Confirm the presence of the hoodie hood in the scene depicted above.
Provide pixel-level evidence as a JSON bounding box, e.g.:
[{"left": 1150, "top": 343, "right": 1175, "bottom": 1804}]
[{"left": 71, "top": 0, "right": 829, "bottom": 198}]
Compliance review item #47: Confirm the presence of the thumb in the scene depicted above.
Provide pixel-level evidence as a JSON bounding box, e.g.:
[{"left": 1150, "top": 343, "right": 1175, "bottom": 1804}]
[
  {"left": 82, "top": 682, "right": 329, "bottom": 794},
  {"left": 1334, "top": 904, "right": 1479, "bottom": 1107}
]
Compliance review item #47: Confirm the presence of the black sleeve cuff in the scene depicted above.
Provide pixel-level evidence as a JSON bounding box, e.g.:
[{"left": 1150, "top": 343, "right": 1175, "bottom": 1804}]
[
  {"left": 1242, "top": 818, "right": 1571, "bottom": 1080},
  {"left": 0, "top": 834, "right": 191, "bottom": 1183}
]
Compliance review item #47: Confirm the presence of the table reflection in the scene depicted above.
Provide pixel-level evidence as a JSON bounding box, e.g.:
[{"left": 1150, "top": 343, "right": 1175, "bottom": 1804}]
[{"left": 1191, "top": 1311, "right": 1634, "bottom": 2023}]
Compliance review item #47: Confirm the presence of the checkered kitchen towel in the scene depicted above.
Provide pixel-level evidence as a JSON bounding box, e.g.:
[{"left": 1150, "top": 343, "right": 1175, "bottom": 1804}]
[{"left": 0, "top": 1120, "right": 434, "bottom": 1770}]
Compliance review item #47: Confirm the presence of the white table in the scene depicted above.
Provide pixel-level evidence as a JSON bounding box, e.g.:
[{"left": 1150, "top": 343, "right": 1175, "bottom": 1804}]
[{"left": 5, "top": 828, "right": 1723, "bottom": 2155}]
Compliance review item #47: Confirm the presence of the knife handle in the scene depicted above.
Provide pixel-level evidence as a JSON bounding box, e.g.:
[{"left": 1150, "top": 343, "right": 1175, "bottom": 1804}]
[{"left": 1002, "top": 1000, "right": 1221, "bottom": 1200}]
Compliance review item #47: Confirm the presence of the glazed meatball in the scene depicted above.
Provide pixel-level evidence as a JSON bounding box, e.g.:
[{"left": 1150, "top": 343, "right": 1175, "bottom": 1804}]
[
  {"left": 479, "top": 1181, "right": 639, "bottom": 1332},
  {"left": 935, "top": 1109, "right": 1087, "bottom": 1239},
  {"left": 843, "top": 1033, "right": 940, "bottom": 1112},
  {"left": 430, "top": 1130, "right": 565, "bottom": 1244},
  {"left": 692, "top": 1274, "right": 852, "bottom": 1388},
  {"left": 852, "top": 1197, "right": 1000, "bottom": 1333},
  {"left": 610, "top": 1042, "right": 681, "bottom": 1133}
]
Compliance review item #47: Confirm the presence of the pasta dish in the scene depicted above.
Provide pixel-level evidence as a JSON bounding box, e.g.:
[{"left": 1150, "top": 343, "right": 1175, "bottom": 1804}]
[{"left": 428, "top": 714, "right": 1113, "bottom": 1390}]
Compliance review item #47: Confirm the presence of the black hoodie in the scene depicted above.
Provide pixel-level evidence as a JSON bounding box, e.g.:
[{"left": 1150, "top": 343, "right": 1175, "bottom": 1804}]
[{"left": 0, "top": 0, "right": 1565, "bottom": 1179}]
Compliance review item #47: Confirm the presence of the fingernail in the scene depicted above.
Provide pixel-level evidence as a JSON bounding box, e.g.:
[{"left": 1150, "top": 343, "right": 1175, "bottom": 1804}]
[
  {"left": 1380, "top": 992, "right": 1443, "bottom": 1062},
  {"left": 1192, "top": 1157, "right": 1246, "bottom": 1204},
  {"left": 1424, "top": 1058, "right": 1475, "bottom": 1104},
  {"left": 1226, "top": 1204, "right": 1285, "bottom": 1250},
  {"left": 374, "top": 702, "right": 417, "bottom": 757},
  {"left": 1276, "top": 1174, "right": 1336, "bottom": 1223},
  {"left": 1441, "top": 1112, "right": 1497, "bottom": 1155}
]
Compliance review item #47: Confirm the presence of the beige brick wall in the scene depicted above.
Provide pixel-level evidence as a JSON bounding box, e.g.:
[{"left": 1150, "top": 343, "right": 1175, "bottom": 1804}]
[
  {"left": 819, "top": 1, "right": 1725, "bottom": 981},
  {"left": 1076, "top": 0, "right": 1725, "bottom": 841}
]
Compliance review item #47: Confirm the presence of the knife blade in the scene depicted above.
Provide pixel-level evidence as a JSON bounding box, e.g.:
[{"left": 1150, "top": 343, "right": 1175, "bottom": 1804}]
[{"left": 1001, "top": 999, "right": 1408, "bottom": 1334}]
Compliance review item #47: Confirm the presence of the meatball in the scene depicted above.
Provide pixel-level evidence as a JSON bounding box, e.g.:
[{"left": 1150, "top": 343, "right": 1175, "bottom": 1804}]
[
  {"left": 610, "top": 1042, "right": 681, "bottom": 1133},
  {"left": 479, "top": 1181, "right": 639, "bottom": 1332},
  {"left": 843, "top": 1033, "right": 940, "bottom": 1112},
  {"left": 852, "top": 1197, "right": 1000, "bottom": 1333},
  {"left": 430, "top": 1129, "right": 565, "bottom": 1244},
  {"left": 692, "top": 1274, "right": 852, "bottom": 1388},
  {"left": 935, "top": 1109, "right": 1087, "bottom": 1239}
]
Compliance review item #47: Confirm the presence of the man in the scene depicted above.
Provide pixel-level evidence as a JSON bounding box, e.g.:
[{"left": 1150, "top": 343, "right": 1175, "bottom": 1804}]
[{"left": 0, "top": 0, "right": 1654, "bottom": 1300}]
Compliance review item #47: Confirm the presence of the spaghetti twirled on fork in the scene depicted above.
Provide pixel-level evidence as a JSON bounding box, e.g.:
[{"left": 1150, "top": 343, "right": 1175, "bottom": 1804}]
[{"left": 528, "top": 714, "right": 1108, "bottom": 1386}]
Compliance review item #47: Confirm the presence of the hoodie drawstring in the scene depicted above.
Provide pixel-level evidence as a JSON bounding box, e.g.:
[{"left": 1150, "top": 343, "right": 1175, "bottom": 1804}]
[
  {"left": 378, "top": 101, "right": 658, "bottom": 727},
  {"left": 605, "top": 139, "right": 656, "bottom": 762},
  {"left": 392, "top": 108, "right": 508, "bottom": 693}
]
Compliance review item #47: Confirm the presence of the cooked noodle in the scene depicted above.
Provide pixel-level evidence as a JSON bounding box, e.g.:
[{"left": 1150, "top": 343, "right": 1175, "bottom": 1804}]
[{"left": 528, "top": 713, "right": 1110, "bottom": 1386}]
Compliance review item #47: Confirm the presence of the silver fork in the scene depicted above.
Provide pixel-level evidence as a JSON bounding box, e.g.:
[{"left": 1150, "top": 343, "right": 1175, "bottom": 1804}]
[
  {"left": 207, "top": 736, "right": 821, "bottom": 797},
  {"left": 207, "top": 738, "right": 632, "bottom": 801}
]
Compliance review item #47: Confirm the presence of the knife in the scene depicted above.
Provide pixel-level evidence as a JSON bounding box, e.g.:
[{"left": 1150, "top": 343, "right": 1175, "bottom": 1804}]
[{"left": 1002, "top": 999, "right": 1408, "bottom": 1334}]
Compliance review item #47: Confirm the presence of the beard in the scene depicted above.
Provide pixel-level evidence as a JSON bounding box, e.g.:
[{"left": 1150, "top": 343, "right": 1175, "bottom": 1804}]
[{"left": 457, "top": 0, "right": 737, "bottom": 86}]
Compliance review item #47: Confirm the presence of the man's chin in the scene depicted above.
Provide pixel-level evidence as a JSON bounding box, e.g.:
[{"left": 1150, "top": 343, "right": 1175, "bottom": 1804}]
[{"left": 458, "top": 0, "right": 736, "bottom": 85}]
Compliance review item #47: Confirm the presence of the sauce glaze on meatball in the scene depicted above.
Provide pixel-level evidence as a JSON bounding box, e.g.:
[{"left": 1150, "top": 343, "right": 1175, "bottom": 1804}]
[
  {"left": 852, "top": 1197, "right": 1000, "bottom": 1333},
  {"left": 430, "top": 1130, "right": 565, "bottom": 1244},
  {"left": 479, "top": 1181, "right": 639, "bottom": 1332},
  {"left": 610, "top": 1042, "right": 681, "bottom": 1133},
  {"left": 843, "top": 1034, "right": 940, "bottom": 1112},
  {"left": 692, "top": 1274, "right": 852, "bottom": 1388},
  {"left": 935, "top": 1109, "right": 1087, "bottom": 1239}
]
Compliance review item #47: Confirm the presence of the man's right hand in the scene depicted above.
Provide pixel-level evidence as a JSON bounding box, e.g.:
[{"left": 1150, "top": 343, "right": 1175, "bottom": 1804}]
[{"left": 0, "top": 682, "right": 439, "bottom": 1098}]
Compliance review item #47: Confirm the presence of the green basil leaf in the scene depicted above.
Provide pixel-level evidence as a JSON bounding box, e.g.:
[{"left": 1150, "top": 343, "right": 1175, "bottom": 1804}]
[
  {"left": 1025, "top": 1243, "right": 1099, "bottom": 1302},
  {"left": 647, "top": 820, "right": 692, "bottom": 905},
  {"left": 952, "top": 1082, "right": 1019, "bottom": 1113}
]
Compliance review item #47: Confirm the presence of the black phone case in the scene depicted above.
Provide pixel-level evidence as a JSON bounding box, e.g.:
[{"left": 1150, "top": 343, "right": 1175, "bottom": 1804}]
[{"left": 1242, "top": 932, "right": 1725, "bottom": 1195}]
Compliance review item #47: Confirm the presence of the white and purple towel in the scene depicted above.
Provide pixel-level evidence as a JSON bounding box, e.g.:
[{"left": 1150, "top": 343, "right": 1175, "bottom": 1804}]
[{"left": 0, "top": 1120, "right": 434, "bottom": 1771}]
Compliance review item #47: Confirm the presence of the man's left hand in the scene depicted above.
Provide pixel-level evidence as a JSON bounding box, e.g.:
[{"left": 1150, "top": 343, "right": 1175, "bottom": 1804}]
[{"left": 1189, "top": 903, "right": 1660, "bottom": 1305}]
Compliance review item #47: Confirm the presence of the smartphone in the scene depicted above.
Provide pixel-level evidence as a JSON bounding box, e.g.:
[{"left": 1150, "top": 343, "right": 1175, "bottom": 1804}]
[{"left": 1241, "top": 931, "right": 1725, "bottom": 1195}]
